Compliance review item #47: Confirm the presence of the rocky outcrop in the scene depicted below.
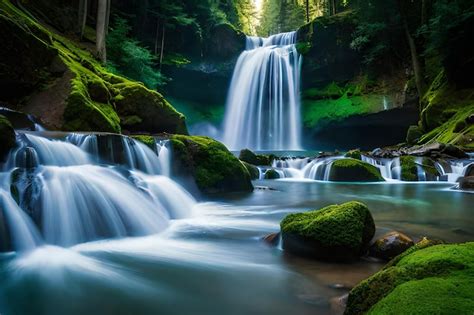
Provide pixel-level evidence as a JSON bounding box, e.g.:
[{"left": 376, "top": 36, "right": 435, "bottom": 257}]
[
  {"left": 329, "top": 159, "right": 384, "bottom": 182},
  {"left": 345, "top": 240, "right": 474, "bottom": 315},
  {"left": 0, "top": 1, "right": 187, "bottom": 135},
  {"left": 169, "top": 135, "right": 253, "bottom": 194},
  {"left": 264, "top": 169, "right": 280, "bottom": 179},
  {"left": 458, "top": 176, "right": 474, "bottom": 190},
  {"left": 239, "top": 149, "right": 275, "bottom": 166},
  {"left": 280, "top": 201, "right": 375, "bottom": 261},
  {"left": 241, "top": 161, "right": 259, "bottom": 180}
]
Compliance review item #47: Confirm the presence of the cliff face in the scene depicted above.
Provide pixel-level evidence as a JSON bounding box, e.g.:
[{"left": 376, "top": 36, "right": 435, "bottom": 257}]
[{"left": 0, "top": 0, "right": 187, "bottom": 135}]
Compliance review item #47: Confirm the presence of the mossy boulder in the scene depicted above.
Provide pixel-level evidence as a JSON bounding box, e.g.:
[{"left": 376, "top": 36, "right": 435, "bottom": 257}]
[
  {"left": 458, "top": 176, "right": 474, "bottom": 191},
  {"left": 280, "top": 201, "right": 376, "bottom": 261},
  {"left": 241, "top": 161, "right": 259, "bottom": 180},
  {"left": 0, "top": 115, "right": 16, "bottom": 161},
  {"left": 400, "top": 156, "right": 418, "bottom": 181},
  {"left": 369, "top": 231, "right": 414, "bottom": 261},
  {"left": 131, "top": 135, "right": 156, "bottom": 149},
  {"left": 239, "top": 149, "right": 275, "bottom": 166},
  {"left": 170, "top": 135, "right": 253, "bottom": 194},
  {"left": 345, "top": 241, "right": 474, "bottom": 315},
  {"left": 264, "top": 169, "right": 280, "bottom": 179},
  {"left": 406, "top": 125, "right": 423, "bottom": 144},
  {"left": 114, "top": 83, "right": 187, "bottom": 135},
  {"left": 345, "top": 149, "right": 362, "bottom": 160},
  {"left": 329, "top": 159, "right": 384, "bottom": 182}
]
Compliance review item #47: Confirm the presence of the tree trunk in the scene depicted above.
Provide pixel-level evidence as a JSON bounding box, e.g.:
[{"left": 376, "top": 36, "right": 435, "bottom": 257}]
[
  {"left": 159, "top": 25, "right": 166, "bottom": 69},
  {"left": 78, "top": 0, "right": 88, "bottom": 38},
  {"left": 154, "top": 18, "right": 160, "bottom": 55},
  {"left": 105, "top": 0, "right": 111, "bottom": 35},
  {"left": 96, "top": 0, "right": 107, "bottom": 63}
]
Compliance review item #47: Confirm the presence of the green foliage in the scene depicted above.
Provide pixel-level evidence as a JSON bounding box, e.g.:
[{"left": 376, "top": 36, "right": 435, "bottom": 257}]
[
  {"left": 345, "top": 149, "right": 362, "bottom": 160},
  {"left": 107, "top": 17, "right": 166, "bottom": 89},
  {"left": 345, "top": 242, "right": 474, "bottom": 315}
]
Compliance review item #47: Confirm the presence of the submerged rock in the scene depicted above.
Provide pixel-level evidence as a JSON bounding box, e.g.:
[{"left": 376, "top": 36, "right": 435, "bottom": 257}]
[
  {"left": 369, "top": 231, "right": 414, "bottom": 261},
  {"left": 0, "top": 115, "right": 16, "bottom": 161},
  {"left": 280, "top": 201, "right": 375, "bottom": 261},
  {"left": 170, "top": 135, "right": 253, "bottom": 194},
  {"left": 329, "top": 159, "right": 384, "bottom": 182},
  {"left": 345, "top": 240, "right": 474, "bottom": 315},
  {"left": 264, "top": 169, "right": 280, "bottom": 179}
]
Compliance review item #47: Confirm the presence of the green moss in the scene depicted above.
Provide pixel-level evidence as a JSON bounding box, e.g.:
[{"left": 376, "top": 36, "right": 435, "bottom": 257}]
[
  {"left": 239, "top": 149, "right": 275, "bottom": 166},
  {"left": 131, "top": 135, "right": 155, "bottom": 149},
  {"left": 400, "top": 156, "right": 418, "bottom": 182},
  {"left": 345, "top": 242, "right": 474, "bottom": 315},
  {"left": 264, "top": 169, "right": 280, "bottom": 179},
  {"left": 170, "top": 135, "right": 253, "bottom": 194},
  {"left": 241, "top": 161, "right": 259, "bottom": 180},
  {"left": 406, "top": 125, "right": 423, "bottom": 144},
  {"left": 295, "top": 41, "right": 312, "bottom": 55},
  {"left": 329, "top": 159, "right": 384, "bottom": 182},
  {"left": 281, "top": 201, "right": 375, "bottom": 260},
  {"left": 0, "top": 115, "right": 16, "bottom": 160},
  {"left": 345, "top": 149, "right": 362, "bottom": 160},
  {"left": 421, "top": 157, "right": 440, "bottom": 179}
]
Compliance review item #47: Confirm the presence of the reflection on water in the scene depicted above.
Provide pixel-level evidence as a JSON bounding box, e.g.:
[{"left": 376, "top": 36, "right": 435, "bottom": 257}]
[{"left": 1, "top": 180, "right": 473, "bottom": 315}]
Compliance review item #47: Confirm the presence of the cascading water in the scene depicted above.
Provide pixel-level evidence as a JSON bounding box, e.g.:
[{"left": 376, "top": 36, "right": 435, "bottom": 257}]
[
  {"left": 222, "top": 32, "right": 302, "bottom": 151},
  {"left": 0, "top": 132, "right": 196, "bottom": 252}
]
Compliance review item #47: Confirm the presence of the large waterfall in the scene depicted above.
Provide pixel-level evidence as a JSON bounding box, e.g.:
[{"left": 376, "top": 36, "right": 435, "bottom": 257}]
[
  {"left": 0, "top": 132, "right": 196, "bottom": 252},
  {"left": 222, "top": 32, "right": 302, "bottom": 151}
]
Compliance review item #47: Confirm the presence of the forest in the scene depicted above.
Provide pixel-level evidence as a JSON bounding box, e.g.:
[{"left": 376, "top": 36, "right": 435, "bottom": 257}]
[{"left": 0, "top": 0, "right": 473, "bottom": 314}]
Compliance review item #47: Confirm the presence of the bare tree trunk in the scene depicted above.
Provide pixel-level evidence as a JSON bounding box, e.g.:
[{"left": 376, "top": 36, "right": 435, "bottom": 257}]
[
  {"left": 154, "top": 18, "right": 160, "bottom": 55},
  {"left": 159, "top": 25, "right": 166, "bottom": 69},
  {"left": 96, "top": 0, "right": 107, "bottom": 63},
  {"left": 78, "top": 0, "right": 88, "bottom": 38},
  {"left": 105, "top": 0, "right": 111, "bottom": 35}
]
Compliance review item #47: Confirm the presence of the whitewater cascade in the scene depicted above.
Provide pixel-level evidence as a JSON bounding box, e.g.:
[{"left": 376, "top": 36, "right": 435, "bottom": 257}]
[
  {"left": 222, "top": 32, "right": 302, "bottom": 151},
  {"left": 0, "top": 132, "right": 196, "bottom": 252}
]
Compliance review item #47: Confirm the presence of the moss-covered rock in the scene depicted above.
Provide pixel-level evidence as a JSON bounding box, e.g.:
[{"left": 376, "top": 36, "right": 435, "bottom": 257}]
[
  {"left": 399, "top": 156, "right": 418, "bottom": 181},
  {"left": 280, "top": 201, "right": 375, "bottom": 261},
  {"left": 241, "top": 161, "right": 259, "bottom": 180},
  {"left": 131, "top": 135, "right": 156, "bottom": 149},
  {"left": 329, "top": 159, "right": 384, "bottom": 182},
  {"left": 406, "top": 125, "right": 423, "bottom": 144},
  {"left": 264, "top": 169, "right": 280, "bottom": 180},
  {"left": 345, "top": 241, "right": 474, "bottom": 315},
  {"left": 0, "top": 115, "right": 16, "bottom": 161},
  {"left": 345, "top": 149, "right": 362, "bottom": 160},
  {"left": 114, "top": 83, "right": 187, "bottom": 135},
  {"left": 170, "top": 135, "right": 253, "bottom": 194},
  {"left": 238, "top": 149, "right": 275, "bottom": 166}
]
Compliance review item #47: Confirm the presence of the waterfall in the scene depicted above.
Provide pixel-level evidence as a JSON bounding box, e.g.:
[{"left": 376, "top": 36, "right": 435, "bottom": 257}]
[
  {"left": 0, "top": 132, "right": 196, "bottom": 252},
  {"left": 222, "top": 32, "right": 302, "bottom": 151}
]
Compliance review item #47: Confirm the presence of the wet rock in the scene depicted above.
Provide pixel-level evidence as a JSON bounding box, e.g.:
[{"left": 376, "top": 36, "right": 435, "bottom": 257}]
[
  {"left": 264, "top": 169, "right": 280, "bottom": 179},
  {"left": 369, "top": 231, "right": 414, "bottom": 261},
  {"left": 263, "top": 232, "right": 280, "bottom": 246},
  {"left": 0, "top": 107, "right": 36, "bottom": 130},
  {"left": 241, "top": 161, "right": 259, "bottom": 180},
  {"left": 280, "top": 201, "right": 375, "bottom": 261},
  {"left": 330, "top": 294, "right": 348, "bottom": 314},
  {"left": 329, "top": 159, "right": 384, "bottom": 182},
  {"left": 344, "top": 149, "right": 362, "bottom": 160},
  {"left": 465, "top": 164, "right": 474, "bottom": 177},
  {"left": 458, "top": 176, "right": 474, "bottom": 190},
  {"left": 239, "top": 149, "right": 275, "bottom": 166}
]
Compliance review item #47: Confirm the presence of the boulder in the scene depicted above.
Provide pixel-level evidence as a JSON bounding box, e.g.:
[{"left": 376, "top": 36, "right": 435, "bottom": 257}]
[
  {"left": 466, "top": 164, "right": 474, "bottom": 177},
  {"left": 264, "top": 169, "right": 280, "bottom": 179},
  {"left": 406, "top": 125, "right": 423, "bottom": 144},
  {"left": 328, "top": 159, "right": 384, "bottom": 182},
  {"left": 459, "top": 176, "right": 474, "bottom": 190},
  {"left": 170, "top": 135, "right": 253, "bottom": 194},
  {"left": 400, "top": 156, "right": 418, "bottom": 181},
  {"left": 0, "top": 115, "right": 16, "bottom": 161},
  {"left": 280, "top": 201, "right": 375, "bottom": 261},
  {"left": 344, "top": 149, "right": 362, "bottom": 160},
  {"left": 345, "top": 240, "right": 474, "bottom": 315},
  {"left": 263, "top": 232, "right": 280, "bottom": 246},
  {"left": 0, "top": 107, "right": 36, "bottom": 130},
  {"left": 241, "top": 161, "right": 259, "bottom": 180},
  {"left": 239, "top": 149, "right": 274, "bottom": 166},
  {"left": 369, "top": 231, "right": 414, "bottom": 261}
]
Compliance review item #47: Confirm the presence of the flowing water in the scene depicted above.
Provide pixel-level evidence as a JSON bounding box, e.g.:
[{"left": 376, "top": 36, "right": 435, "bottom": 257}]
[
  {"left": 222, "top": 32, "right": 302, "bottom": 151},
  {"left": 1, "top": 134, "right": 474, "bottom": 315}
]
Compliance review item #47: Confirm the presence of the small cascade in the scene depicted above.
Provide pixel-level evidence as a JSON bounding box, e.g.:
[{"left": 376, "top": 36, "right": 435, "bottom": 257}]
[
  {"left": 302, "top": 157, "right": 339, "bottom": 181},
  {"left": 414, "top": 157, "right": 427, "bottom": 181},
  {"left": 222, "top": 32, "right": 302, "bottom": 151},
  {"left": 0, "top": 132, "right": 197, "bottom": 253},
  {"left": 361, "top": 156, "right": 401, "bottom": 180},
  {"left": 0, "top": 189, "right": 42, "bottom": 251}
]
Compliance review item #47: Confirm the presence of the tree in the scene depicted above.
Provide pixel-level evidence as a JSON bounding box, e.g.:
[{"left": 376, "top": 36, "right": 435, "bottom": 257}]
[
  {"left": 96, "top": 0, "right": 110, "bottom": 63},
  {"left": 77, "top": 0, "right": 88, "bottom": 38}
]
